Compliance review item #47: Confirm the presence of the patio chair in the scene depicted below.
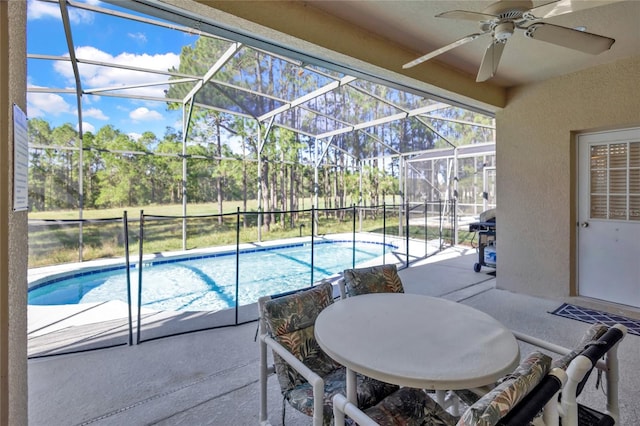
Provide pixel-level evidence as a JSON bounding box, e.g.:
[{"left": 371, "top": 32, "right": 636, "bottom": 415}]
[
  {"left": 332, "top": 351, "right": 556, "bottom": 426},
  {"left": 512, "top": 323, "right": 627, "bottom": 426},
  {"left": 333, "top": 387, "right": 459, "bottom": 426},
  {"left": 455, "top": 323, "right": 610, "bottom": 408},
  {"left": 457, "top": 351, "right": 552, "bottom": 426},
  {"left": 258, "top": 281, "right": 399, "bottom": 426},
  {"left": 339, "top": 264, "right": 404, "bottom": 298},
  {"left": 559, "top": 324, "right": 626, "bottom": 426}
]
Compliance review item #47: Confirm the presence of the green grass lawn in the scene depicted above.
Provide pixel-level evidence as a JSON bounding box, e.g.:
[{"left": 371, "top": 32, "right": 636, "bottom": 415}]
[
  {"left": 28, "top": 200, "right": 260, "bottom": 220},
  {"left": 28, "top": 201, "right": 471, "bottom": 267}
]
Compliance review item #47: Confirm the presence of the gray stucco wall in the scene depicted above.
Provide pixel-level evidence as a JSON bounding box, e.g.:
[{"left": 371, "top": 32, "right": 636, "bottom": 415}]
[{"left": 496, "top": 55, "right": 640, "bottom": 299}]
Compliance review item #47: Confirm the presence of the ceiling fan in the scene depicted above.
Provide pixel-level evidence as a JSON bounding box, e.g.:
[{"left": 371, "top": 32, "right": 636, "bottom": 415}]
[{"left": 403, "top": 0, "right": 617, "bottom": 82}]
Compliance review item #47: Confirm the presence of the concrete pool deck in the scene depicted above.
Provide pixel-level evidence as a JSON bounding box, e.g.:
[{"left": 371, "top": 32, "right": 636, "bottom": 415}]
[{"left": 28, "top": 246, "right": 640, "bottom": 425}]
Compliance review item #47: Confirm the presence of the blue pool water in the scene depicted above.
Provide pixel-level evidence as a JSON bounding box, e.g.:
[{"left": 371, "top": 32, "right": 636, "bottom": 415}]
[{"left": 29, "top": 240, "right": 394, "bottom": 312}]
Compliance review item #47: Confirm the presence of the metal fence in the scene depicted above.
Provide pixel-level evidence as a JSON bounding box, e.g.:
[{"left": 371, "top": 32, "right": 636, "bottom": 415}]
[{"left": 27, "top": 201, "right": 455, "bottom": 357}]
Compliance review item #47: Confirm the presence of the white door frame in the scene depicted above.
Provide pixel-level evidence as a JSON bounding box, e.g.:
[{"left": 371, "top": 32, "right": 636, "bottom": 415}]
[{"left": 576, "top": 127, "right": 640, "bottom": 307}]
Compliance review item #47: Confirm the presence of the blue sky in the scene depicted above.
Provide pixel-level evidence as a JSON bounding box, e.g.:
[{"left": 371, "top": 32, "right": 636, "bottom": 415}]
[{"left": 26, "top": 0, "right": 197, "bottom": 140}]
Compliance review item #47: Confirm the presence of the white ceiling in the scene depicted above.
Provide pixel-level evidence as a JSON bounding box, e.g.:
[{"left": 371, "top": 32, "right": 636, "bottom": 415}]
[{"left": 302, "top": 0, "right": 640, "bottom": 87}]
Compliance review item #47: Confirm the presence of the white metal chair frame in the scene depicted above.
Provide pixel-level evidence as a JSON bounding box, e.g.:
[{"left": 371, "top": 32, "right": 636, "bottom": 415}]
[
  {"left": 512, "top": 324, "right": 627, "bottom": 426},
  {"left": 258, "top": 291, "right": 326, "bottom": 426},
  {"left": 332, "top": 368, "right": 567, "bottom": 426},
  {"left": 338, "top": 278, "right": 347, "bottom": 299},
  {"left": 332, "top": 393, "right": 383, "bottom": 426},
  {"left": 330, "top": 324, "right": 626, "bottom": 426},
  {"left": 259, "top": 329, "right": 327, "bottom": 425}
]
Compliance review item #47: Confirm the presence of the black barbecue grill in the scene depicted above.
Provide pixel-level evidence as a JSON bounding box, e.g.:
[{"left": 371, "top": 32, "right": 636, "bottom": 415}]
[{"left": 469, "top": 209, "right": 496, "bottom": 273}]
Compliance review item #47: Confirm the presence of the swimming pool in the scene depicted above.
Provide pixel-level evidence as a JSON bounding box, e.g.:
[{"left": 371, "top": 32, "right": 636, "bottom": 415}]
[{"left": 28, "top": 239, "right": 396, "bottom": 312}]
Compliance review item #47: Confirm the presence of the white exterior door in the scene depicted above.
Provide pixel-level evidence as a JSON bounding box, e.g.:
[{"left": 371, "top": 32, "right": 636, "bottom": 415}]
[{"left": 577, "top": 128, "right": 640, "bottom": 307}]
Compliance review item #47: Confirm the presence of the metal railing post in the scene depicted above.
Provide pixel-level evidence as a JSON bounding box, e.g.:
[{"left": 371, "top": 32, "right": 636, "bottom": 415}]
[
  {"left": 383, "top": 203, "right": 386, "bottom": 264},
  {"left": 405, "top": 202, "right": 409, "bottom": 268},
  {"left": 352, "top": 204, "right": 356, "bottom": 268},
  {"left": 439, "top": 199, "right": 444, "bottom": 249},
  {"left": 123, "top": 211, "right": 133, "bottom": 346},
  {"left": 424, "top": 202, "right": 428, "bottom": 257},
  {"left": 453, "top": 199, "right": 458, "bottom": 245},
  {"left": 311, "top": 205, "right": 315, "bottom": 286},
  {"left": 235, "top": 207, "right": 240, "bottom": 325},
  {"left": 136, "top": 210, "right": 144, "bottom": 344}
]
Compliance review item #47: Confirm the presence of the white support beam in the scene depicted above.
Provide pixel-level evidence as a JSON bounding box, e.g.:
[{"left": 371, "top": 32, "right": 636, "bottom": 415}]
[
  {"left": 315, "top": 102, "right": 453, "bottom": 140},
  {"left": 59, "top": 0, "right": 86, "bottom": 261},
  {"left": 353, "top": 112, "right": 408, "bottom": 130},
  {"left": 183, "top": 42, "right": 242, "bottom": 104},
  {"left": 69, "top": 0, "right": 225, "bottom": 40},
  {"left": 27, "top": 87, "right": 77, "bottom": 94},
  {"left": 407, "top": 102, "right": 449, "bottom": 117},
  {"left": 316, "top": 126, "right": 352, "bottom": 140},
  {"left": 420, "top": 114, "right": 496, "bottom": 130},
  {"left": 28, "top": 53, "right": 199, "bottom": 79},
  {"left": 315, "top": 137, "right": 334, "bottom": 168},
  {"left": 258, "top": 75, "right": 356, "bottom": 122},
  {"left": 84, "top": 78, "right": 197, "bottom": 94}
]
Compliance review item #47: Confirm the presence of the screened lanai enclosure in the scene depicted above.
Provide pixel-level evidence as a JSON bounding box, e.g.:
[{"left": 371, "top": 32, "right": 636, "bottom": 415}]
[
  {"left": 25, "top": 0, "right": 499, "bottom": 354},
  {"left": 27, "top": 0, "right": 496, "bottom": 262},
  {"left": 25, "top": 0, "right": 497, "bottom": 354}
]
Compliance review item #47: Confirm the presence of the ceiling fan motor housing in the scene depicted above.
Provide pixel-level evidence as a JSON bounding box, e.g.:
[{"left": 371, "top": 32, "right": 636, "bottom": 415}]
[
  {"left": 483, "top": 1, "right": 532, "bottom": 40},
  {"left": 483, "top": 0, "right": 533, "bottom": 18}
]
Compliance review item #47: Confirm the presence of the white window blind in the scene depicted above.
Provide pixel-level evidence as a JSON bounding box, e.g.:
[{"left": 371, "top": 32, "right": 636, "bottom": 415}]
[{"left": 590, "top": 141, "right": 640, "bottom": 221}]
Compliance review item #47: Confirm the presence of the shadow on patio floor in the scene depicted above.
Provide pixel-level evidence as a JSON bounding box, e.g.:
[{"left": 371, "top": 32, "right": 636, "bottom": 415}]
[{"left": 28, "top": 246, "right": 640, "bottom": 426}]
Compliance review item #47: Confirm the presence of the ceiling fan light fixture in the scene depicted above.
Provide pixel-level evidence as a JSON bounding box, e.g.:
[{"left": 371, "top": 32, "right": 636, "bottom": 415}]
[{"left": 494, "top": 22, "right": 515, "bottom": 40}]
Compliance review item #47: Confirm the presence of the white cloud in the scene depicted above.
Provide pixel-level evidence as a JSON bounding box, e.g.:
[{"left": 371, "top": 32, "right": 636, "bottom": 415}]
[
  {"left": 83, "top": 107, "right": 108, "bottom": 120},
  {"left": 77, "top": 122, "right": 95, "bottom": 133},
  {"left": 128, "top": 132, "right": 142, "bottom": 141},
  {"left": 130, "top": 107, "right": 163, "bottom": 122},
  {"left": 128, "top": 32, "right": 148, "bottom": 44},
  {"left": 27, "top": 92, "right": 73, "bottom": 118},
  {"left": 27, "top": 0, "right": 95, "bottom": 24},
  {"left": 53, "top": 46, "right": 180, "bottom": 98}
]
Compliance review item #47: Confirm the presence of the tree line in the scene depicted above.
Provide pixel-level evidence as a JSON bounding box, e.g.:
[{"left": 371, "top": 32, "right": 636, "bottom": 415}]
[{"left": 27, "top": 34, "right": 494, "bottom": 229}]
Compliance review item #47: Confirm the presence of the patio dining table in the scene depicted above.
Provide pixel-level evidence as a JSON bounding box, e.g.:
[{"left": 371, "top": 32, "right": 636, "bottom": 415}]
[{"left": 314, "top": 293, "right": 520, "bottom": 410}]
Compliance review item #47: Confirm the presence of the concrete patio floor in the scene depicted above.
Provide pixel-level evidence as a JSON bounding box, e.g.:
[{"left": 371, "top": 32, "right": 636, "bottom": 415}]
[{"left": 28, "top": 247, "right": 640, "bottom": 425}]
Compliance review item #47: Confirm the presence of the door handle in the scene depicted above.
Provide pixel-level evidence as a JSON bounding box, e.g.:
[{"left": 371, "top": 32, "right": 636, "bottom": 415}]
[{"left": 580, "top": 222, "right": 589, "bottom": 228}]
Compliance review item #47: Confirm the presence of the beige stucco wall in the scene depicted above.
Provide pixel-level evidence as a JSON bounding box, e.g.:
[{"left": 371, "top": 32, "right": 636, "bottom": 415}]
[
  {"left": 0, "top": 0, "right": 29, "bottom": 424},
  {"left": 496, "top": 55, "right": 640, "bottom": 299}
]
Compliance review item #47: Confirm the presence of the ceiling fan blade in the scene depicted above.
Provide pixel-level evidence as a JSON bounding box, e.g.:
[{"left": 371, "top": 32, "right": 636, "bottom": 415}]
[
  {"left": 403, "top": 32, "right": 489, "bottom": 69},
  {"left": 476, "top": 40, "right": 506, "bottom": 82},
  {"left": 529, "top": 0, "right": 624, "bottom": 19},
  {"left": 436, "top": 10, "right": 497, "bottom": 21},
  {"left": 525, "top": 23, "right": 615, "bottom": 54}
]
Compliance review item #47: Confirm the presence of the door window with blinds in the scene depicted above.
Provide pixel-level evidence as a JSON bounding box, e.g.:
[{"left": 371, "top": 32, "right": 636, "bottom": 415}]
[{"left": 589, "top": 141, "right": 640, "bottom": 221}]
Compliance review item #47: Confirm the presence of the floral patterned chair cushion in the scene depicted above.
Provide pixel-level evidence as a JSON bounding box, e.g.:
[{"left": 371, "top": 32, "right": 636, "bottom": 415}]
[
  {"left": 287, "top": 367, "right": 400, "bottom": 424},
  {"left": 262, "top": 282, "right": 340, "bottom": 391},
  {"left": 455, "top": 323, "right": 610, "bottom": 409},
  {"left": 456, "top": 351, "right": 552, "bottom": 426},
  {"left": 261, "top": 282, "right": 398, "bottom": 425},
  {"left": 551, "top": 323, "right": 609, "bottom": 370},
  {"left": 362, "top": 387, "right": 459, "bottom": 426},
  {"left": 343, "top": 264, "right": 404, "bottom": 297}
]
